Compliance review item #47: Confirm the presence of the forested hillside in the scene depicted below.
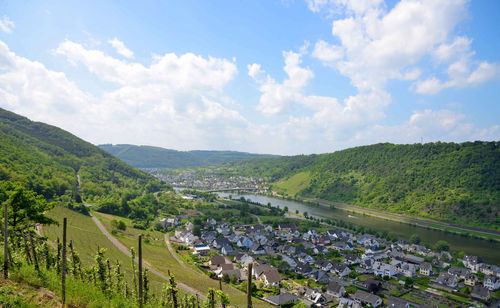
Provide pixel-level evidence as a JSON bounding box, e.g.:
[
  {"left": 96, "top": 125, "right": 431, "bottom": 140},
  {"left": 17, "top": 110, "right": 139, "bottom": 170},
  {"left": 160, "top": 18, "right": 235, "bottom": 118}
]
[
  {"left": 223, "top": 142, "right": 500, "bottom": 229},
  {"left": 99, "top": 144, "right": 276, "bottom": 168},
  {"left": 0, "top": 108, "right": 168, "bottom": 217}
]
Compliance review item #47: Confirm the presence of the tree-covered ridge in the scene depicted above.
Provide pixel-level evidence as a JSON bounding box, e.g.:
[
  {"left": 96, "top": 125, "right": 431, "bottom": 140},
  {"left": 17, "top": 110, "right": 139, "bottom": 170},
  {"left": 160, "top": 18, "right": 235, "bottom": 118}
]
[
  {"left": 99, "top": 144, "right": 277, "bottom": 169},
  {"left": 0, "top": 107, "right": 167, "bottom": 214},
  {"left": 223, "top": 142, "right": 500, "bottom": 229}
]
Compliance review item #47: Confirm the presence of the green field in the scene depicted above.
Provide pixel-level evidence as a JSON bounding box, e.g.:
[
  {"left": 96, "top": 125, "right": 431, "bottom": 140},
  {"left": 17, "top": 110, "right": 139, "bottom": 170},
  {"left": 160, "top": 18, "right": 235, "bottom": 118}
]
[{"left": 273, "top": 171, "right": 311, "bottom": 196}]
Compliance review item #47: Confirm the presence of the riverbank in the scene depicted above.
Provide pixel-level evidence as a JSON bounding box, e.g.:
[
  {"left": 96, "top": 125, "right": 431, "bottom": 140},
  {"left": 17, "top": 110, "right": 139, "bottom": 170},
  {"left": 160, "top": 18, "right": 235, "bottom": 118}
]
[
  {"left": 244, "top": 191, "right": 500, "bottom": 242},
  {"left": 296, "top": 195, "right": 500, "bottom": 241},
  {"left": 214, "top": 191, "right": 500, "bottom": 264}
]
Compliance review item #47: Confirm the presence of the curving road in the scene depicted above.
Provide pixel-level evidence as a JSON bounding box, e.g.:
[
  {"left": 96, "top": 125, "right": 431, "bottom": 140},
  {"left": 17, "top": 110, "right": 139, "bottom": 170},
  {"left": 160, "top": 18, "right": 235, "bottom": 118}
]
[{"left": 90, "top": 214, "right": 206, "bottom": 299}]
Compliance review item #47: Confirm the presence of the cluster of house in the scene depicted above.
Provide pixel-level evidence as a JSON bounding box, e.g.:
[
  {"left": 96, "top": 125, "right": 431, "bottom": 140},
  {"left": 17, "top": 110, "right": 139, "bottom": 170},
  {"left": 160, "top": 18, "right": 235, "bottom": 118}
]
[
  {"left": 173, "top": 218, "right": 500, "bottom": 307},
  {"left": 430, "top": 255, "right": 500, "bottom": 302},
  {"left": 159, "top": 170, "right": 267, "bottom": 191}
]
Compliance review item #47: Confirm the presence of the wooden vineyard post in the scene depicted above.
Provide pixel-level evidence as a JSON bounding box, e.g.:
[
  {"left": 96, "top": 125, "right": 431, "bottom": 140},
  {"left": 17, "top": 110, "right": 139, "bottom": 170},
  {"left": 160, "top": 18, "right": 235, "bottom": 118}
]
[
  {"left": 3, "top": 203, "right": 7, "bottom": 279},
  {"left": 25, "top": 213, "right": 39, "bottom": 271},
  {"left": 62, "top": 217, "right": 67, "bottom": 307},
  {"left": 247, "top": 263, "right": 253, "bottom": 308},
  {"left": 138, "top": 235, "right": 143, "bottom": 308}
]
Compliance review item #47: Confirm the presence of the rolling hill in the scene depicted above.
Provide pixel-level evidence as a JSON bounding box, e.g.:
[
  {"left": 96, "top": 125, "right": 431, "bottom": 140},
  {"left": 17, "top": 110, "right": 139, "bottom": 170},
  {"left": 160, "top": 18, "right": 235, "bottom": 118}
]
[
  {"left": 0, "top": 107, "right": 167, "bottom": 210},
  {"left": 222, "top": 142, "right": 500, "bottom": 229},
  {"left": 99, "top": 144, "right": 277, "bottom": 169}
]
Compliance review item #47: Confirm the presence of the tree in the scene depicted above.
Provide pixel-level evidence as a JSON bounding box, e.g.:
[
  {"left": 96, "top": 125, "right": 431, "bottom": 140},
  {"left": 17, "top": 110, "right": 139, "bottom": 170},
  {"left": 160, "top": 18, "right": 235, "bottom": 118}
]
[
  {"left": 434, "top": 240, "right": 450, "bottom": 252},
  {"left": 230, "top": 273, "right": 238, "bottom": 284},
  {"left": 222, "top": 273, "right": 230, "bottom": 283},
  {"left": 458, "top": 251, "right": 465, "bottom": 259},
  {"left": 409, "top": 234, "right": 421, "bottom": 245},
  {"left": 278, "top": 261, "right": 290, "bottom": 273},
  {"left": 5, "top": 184, "right": 56, "bottom": 229},
  {"left": 193, "top": 225, "right": 201, "bottom": 237}
]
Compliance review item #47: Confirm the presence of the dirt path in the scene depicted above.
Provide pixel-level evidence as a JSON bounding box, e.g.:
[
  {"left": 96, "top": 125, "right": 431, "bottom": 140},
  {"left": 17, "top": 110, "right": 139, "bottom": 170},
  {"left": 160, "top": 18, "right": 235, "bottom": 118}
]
[
  {"left": 90, "top": 214, "right": 206, "bottom": 299},
  {"left": 164, "top": 233, "right": 202, "bottom": 276}
]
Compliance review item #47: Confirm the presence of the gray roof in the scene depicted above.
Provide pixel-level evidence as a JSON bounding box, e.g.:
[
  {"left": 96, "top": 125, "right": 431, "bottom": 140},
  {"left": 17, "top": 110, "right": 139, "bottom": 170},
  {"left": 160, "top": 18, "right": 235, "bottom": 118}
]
[
  {"left": 471, "top": 285, "right": 490, "bottom": 299},
  {"left": 263, "top": 293, "right": 298, "bottom": 306},
  {"left": 352, "top": 290, "right": 381, "bottom": 305},
  {"left": 327, "top": 281, "right": 343, "bottom": 294}
]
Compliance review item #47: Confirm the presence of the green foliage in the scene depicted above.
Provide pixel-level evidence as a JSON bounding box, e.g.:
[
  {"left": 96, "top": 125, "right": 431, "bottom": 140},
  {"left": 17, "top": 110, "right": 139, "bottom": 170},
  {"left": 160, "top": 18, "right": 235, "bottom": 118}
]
[
  {"left": 410, "top": 234, "right": 421, "bottom": 245},
  {"left": 0, "top": 108, "right": 169, "bottom": 221},
  {"left": 434, "top": 240, "right": 451, "bottom": 252},
  {"left": 222, "top": 142, "right": 500, "bottom": 228},
  {"left": 2, "top": 183, "right": 56, "bottom": 229},
  {"left": 111, "top": 219, "right": 127, "bottom": 231}
]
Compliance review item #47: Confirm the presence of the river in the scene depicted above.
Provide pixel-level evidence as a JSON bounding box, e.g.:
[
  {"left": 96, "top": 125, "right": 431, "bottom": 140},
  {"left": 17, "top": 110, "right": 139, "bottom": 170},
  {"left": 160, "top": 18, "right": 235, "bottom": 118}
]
[{"left": 214, "top": 191, "right": 500, "bottom": 265}]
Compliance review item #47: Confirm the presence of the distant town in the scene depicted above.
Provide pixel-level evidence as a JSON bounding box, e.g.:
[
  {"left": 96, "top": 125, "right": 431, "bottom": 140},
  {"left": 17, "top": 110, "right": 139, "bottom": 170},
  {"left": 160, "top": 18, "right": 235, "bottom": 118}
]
[{"left": 146, "top": 169, "right": 269, "bottom": 191}]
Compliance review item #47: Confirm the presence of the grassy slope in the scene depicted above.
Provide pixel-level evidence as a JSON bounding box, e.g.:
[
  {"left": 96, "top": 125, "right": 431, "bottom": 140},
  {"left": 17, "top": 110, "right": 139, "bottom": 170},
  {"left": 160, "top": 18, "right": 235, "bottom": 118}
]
[
  {"left": 92, "top": 211, "right": 268, "bottom": 307},
  {"left": 273, "top": 171, "right": 312, "bottom": 196},
  {"left": 40, "top": 206, "right": 166, "bottom": 296}
]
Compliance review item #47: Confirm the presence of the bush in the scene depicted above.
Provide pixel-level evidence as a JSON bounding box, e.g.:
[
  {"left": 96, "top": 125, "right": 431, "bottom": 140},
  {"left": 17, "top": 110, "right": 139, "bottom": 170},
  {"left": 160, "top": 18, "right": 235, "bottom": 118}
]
[{"left": 117, "top": 220, "right": 126, "bottom": 231}]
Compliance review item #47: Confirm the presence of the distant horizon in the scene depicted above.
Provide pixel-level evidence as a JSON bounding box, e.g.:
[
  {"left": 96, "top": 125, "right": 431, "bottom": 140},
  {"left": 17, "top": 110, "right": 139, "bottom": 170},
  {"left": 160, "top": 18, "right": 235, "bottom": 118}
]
[
  {"left": 97, "top": 137, "right": 499, "bottom": 157},
  {"left": 1, "top": 0, "right": 499, "bottom": 155}
]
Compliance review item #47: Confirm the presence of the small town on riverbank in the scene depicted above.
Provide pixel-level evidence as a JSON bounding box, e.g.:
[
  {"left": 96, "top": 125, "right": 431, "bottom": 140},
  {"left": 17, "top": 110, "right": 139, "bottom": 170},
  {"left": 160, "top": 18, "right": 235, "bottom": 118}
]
[{"left": 159, "top": 190, "right": 500, "bottom": 308}]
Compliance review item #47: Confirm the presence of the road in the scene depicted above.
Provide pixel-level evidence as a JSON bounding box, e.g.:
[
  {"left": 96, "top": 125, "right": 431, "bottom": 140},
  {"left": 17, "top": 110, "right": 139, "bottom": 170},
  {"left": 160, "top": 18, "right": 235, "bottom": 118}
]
[{"left": 90, "top": 214, "right": 206, "bottom": 299}]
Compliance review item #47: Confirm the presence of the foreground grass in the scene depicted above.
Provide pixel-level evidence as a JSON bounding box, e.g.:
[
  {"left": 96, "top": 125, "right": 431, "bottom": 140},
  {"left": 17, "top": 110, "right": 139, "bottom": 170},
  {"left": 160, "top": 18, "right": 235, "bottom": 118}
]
[
  {"left": 0, "top": 257, "right": 152, "bottom": 308},
  {"left": 40, "top": 206, "right": 166, "bottom": 296},
  {"left": 93, "top": 211, "right": 268, "bottom": 307}
]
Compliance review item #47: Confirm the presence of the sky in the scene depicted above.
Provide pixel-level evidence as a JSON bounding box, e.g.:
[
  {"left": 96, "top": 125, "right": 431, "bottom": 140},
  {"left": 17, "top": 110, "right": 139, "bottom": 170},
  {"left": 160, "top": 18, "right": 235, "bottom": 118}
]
[{"left": 0, "top": 0, "right": 499, "bottom": 155}]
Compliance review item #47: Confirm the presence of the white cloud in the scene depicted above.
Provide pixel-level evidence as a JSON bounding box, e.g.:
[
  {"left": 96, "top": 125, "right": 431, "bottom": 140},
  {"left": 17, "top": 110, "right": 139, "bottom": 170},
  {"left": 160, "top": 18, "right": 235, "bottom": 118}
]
[
  {"left": 433, "top": 36, "right": 472, "bottom": 63},
  {"left": 56, "top": 40, "right": 237, "bottom": 89},
  {"left": 354, "top": 109, "right": 500, "bottom": 144},
  {"left": 0, "top": 40, "right": 91, "bottom": 133},
  {"left": 249, "top": 47, "right": 391, "bottom": 149},
  {"left": 413, "top": 38, "right": 499, "bottom": 95},
  {"left": 308, "top": 0, "right": 498, "bottom": 96},
  {"left": 305, "top": 0, "right": 383, "bottom": 15},
  {"left": 108, "top": 38, "right": 134, "bottom": 59},
  {"left": 0, "top": 39, "right": 249, "bottom": 151},
  {"left": 0, "top": 16, "right": 15, "bottom": 34},
  {"left": 311, "top": 40, "right": 344, "bottom": 65},
  {"left": 329, "top": 0, "right": 468, "bottom": 91},
  {"left": 249, "top": 50, "right": 313, "bottom": 115}
]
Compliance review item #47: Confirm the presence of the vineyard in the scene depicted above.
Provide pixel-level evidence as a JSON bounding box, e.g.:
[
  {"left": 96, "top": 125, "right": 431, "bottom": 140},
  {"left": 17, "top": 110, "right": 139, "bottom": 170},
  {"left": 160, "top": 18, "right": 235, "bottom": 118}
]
[{"left": 0, "top": 203, "right": 255, "bottom": 307}]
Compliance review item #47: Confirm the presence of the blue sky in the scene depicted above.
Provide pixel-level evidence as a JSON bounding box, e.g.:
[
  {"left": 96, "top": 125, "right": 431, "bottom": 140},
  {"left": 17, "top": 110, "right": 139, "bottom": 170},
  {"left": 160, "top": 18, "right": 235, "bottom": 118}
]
[{"left": 0, "top": 0, "right": 498, "bottom": 154}]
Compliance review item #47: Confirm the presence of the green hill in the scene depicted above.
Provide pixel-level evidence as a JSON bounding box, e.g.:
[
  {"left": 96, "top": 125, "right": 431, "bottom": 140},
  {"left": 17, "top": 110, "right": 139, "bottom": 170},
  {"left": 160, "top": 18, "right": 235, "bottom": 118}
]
[
  {"left": 99, "top": 144, "right": 277, "bottom": 169},
  {"left": 0, "top": 107, "right": 167, "bottom": 213},
  {"left": 223, "top": 142, "right": 500, "bottom": 229}
]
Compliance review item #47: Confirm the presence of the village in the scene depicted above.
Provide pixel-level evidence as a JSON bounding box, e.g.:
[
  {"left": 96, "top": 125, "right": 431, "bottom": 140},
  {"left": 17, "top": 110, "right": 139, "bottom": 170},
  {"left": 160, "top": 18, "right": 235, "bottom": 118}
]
[
  {"left": 159, "top": 197, "right": 500, "bottom": 308},
  {"left": 146, "top": 168, "right": 269, "bottom": 191}
]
